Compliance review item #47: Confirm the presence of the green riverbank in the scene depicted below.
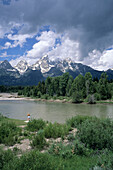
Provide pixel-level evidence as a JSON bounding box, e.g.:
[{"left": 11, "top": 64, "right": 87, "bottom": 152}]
[
  {"left": 20, "top": 94, "right": 113, "bottom": 104},
  {"left": 1, "top": 114, "right": 113, "bottom": 169},
  {"left": 1, "top": 93, "right": 113, "bottom": 105}
]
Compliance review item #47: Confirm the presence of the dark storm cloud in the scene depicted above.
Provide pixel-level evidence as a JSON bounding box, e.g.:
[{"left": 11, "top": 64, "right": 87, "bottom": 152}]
[{"left": 0, "top": 0, "right": 113, "bottom": 59}]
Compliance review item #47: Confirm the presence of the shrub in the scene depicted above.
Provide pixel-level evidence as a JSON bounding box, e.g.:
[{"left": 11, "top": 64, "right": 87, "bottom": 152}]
[
  {"left": 66, "top": 115, "right": 96, "bottom": 128},
  {"left": 86, "top": 94, "right": 96, "bottom": 104},
  {"left": 0, "top": 148, "right": 16, "bottom": 170},
  {"left": 48, "top": 142, "right": 73, "bottom": 158},
  {"left": 93, "top": 149, "right": 113, "bottom": 170},
  {"left": 44, "top": 122, "right": 70, "bottom": 139},
  {"left": 57, "top": 96, "right": 64, "bottom": 100},
  {"left": 53, "top": 96, "right": 57, "bottom": 100},
  {"left": 37, "top": 91, "right": 42, "bottom": 98},
  {"left": 94, "top": 93, "right": 101, "bottom": 101},
  {"left": 45, "top": 94, "right": 49, "bottom": 99},
  {"left": 0, "top": 113, "right": 6, "bottom": 121},
  {"left": 0, "top": 122, "right": 21, "bottom": 145},
  {"left": 3, "top": 150, "right": 58, "bottom": 170},
  {"left": 0, "top": 146, "right": 101, "bottom": 170},
  {"left": 41, "top": 94, "right": 49, "bottom": 100},
  {"left": 23, "top": 131, "right": 29, "bottom": 137},
  {"left": 48, "top": 139, "right": 91, "bottom": 158},
  {"left": 26, "top": 119, "right": 46, "bottom": 132},
  {"left": 18, "top": 90, "right": 22, "bottom": 96},
  {"left": 77, "top": 118, "right": 113, "bottom": 150},
  {"left": 31, "top": 130, "right": 47, "bottom": 150},
  {"left": 72, "top": 91, "right": 81, "bottom": 103},
  {"left": 26, "top": 91, "right": 30, "bottom": 97},
  {"left": 67, "top": 134, "right": 75, "bottom": 141},
  {"left": 72, "top": 139, "right": 92, "bottom": 156}
]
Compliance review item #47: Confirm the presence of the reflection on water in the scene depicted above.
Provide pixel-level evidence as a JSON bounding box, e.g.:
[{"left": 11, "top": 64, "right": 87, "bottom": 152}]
[{"left": 0, "top": 100, "right": 113, "bottom": 123}]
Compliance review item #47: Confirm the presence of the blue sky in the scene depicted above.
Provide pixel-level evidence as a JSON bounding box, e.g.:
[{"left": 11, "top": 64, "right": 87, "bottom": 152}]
[
  {"left": 0, "top": 0, "right": 113, "bottom": 71},
  {"left": 0, "top": 25, "right": 51, "bottom": 61}
]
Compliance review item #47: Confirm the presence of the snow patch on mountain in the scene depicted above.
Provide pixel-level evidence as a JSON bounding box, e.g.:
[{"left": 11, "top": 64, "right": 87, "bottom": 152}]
[
  {"left": 15, "top": 60, "right": 30, "bottom": 74},
  {"left": 14, "top": 55, "right": 83, "bottom": 74},
  {"left": 7, "top": 69, "right": 17, "bottom": 72},
  {"left": 32, "top": 55, "right": 55, "bottom": 73}
]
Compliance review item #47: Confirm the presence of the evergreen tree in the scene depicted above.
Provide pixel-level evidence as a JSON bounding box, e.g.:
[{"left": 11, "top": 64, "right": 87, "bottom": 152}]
[
  {"left": 98, "top": 73, "right": 111, "bottom": 99},
  {"left": 53, "top": 77, "right": 60, "bottom": 96},
  {"left": 85, "top": 72, "right": 94, "bottom": 96},
  {"left": 59, "top": 73, "right": 70, "bottom": 96},
  {"left": 71, "top": 74, "right": 86, "bottom": 99},
  {"left": 45, "top": 77, "right": 52, "bottom": 94},
  {"left": 66, "top": 75, "right": 73, "bottom": 96},
  {"left": 41, "top": 81, "right": 46, "bottom": 95}
]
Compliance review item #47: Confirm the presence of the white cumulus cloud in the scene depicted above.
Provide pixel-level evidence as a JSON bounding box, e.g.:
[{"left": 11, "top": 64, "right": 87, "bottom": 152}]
[
  {"left": 48, "top": 34, "right": 80, "bottom": 61},
  {"left": 10, "top": 30, "right": 80, "bottom": 66},
  {"left": 83, "top": 49, "right": 113, "bottom": 71},
  {"left": 26, "top": 31, "right": 59, "bottom": 58},
  {"left": 7, "top": 33, "right": 34, "bottom": 48}
]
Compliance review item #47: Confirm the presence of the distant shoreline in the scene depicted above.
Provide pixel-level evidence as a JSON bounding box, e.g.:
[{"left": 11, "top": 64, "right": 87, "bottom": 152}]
[
  {"left": 0, "top": 93, "right": 33, "bottom": 101},
  {"left": 0, "top": 93, "right": 71, "bottom": 103},
  {"left": 0, "top": 92, "right": 113, "bottom": 104}
]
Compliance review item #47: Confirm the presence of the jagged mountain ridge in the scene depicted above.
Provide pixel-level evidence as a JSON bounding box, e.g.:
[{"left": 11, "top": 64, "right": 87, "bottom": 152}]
[
  {"left": 0, "top": 56, "right": 113, "bottom": 85},
  {"left": 0, "top": 60, "right": 44, "bottom": 86},
  {"left": 15, "top": 55, "right": 102, "bottom": 76}
]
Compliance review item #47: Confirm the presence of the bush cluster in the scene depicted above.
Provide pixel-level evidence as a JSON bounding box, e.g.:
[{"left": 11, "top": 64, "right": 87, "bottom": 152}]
[
  {"left": 44, "top": 122, "right": 70, "bottom": 139},
  {"left": 77, "top": 118, "right": 113, "bottom": 150},
  {"left": 93, "top": 149, "right": 113, "bottom": 170},
  {"left": 31, "top": 130, "right": 47, "bottom": 150},
  {"left": 0, "top": 148, "right": 15, "bottom": 170},
  {"left": 1, "top": 150, "right": 57, "bottom": 170},
  {"left": 2, "top": 116, "right": 113, "bottom": 170},
  {"left": 48, "top": 142, "right": 73, "bottom": 158},
  {"left": 26, "top": 119, "right": 46, "bottom": 132},
  {"left": 48, "top": 139, "right": 91, "bottom": 158},
  {"left": 0, "top": 148, "right": 99, "bottom": 170},
  {"left": 86, "top": 94, "right": 96, "bottom": 104},
  {"left": 0, "top": 122, "right": 21, "bottom": 145},
  {"left": 66, "top": 115, "right": 96, "bottom": 128}
]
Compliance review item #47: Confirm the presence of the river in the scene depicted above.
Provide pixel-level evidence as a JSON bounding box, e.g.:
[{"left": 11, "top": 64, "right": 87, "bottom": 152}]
[{"left": 0, "top": 100, "right": 113, "bottom": 123}]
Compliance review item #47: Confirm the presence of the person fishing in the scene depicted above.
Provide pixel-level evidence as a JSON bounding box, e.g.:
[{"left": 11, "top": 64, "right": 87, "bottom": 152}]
[{"left": 27, "top": 113, "right": 30, "bottom": 121}]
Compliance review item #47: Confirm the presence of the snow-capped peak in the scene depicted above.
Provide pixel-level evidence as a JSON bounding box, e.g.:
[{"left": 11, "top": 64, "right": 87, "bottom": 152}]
[
  {"left": 64, "top": 58, "right": 72, "bottom": 63},
  {"left": 41, "top": 54, "right": 49, "bottom": 61},
  {"left": 15, "top": 60, "right": 30, "bottom": 74},
  {"left": 14, "top": 56, "right": 82, "bottom": 74},
  {"left": 32, "top": 55, "right": 54, "bottom": 73}
]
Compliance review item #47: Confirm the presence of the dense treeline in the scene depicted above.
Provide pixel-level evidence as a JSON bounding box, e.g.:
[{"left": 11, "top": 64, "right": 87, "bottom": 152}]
[
  {"left": 18, "top": 72, "right": 113, "bottom": 103},
  {"left": 0, "top": 86, "right": 24, "bottom": 93}
]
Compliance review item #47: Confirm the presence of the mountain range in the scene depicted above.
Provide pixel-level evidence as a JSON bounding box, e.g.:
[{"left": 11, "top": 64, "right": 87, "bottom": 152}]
[{"left": 0, "top": 55, "right": 113, "bottom": 86}]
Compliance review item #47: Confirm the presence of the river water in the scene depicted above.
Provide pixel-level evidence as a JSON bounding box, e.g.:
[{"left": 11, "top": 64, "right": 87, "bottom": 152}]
[{"left": 0, "top": 100, "right": 113, "bottom": 123}]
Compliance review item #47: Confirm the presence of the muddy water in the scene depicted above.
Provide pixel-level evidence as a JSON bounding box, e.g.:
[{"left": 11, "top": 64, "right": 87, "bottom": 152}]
[{"left": 0, "top": 100, "right": 113, "bottom": 123}]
